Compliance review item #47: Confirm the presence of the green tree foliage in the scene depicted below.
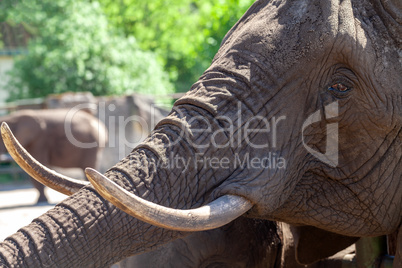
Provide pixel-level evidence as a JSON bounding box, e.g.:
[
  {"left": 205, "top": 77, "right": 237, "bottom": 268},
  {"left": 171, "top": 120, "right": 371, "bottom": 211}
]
[
  {"left": 98, "top": 0, "right": 254, "bottom": 92},
  {"left": 4, "top": 0, "right": 173, "bottom": 101}
]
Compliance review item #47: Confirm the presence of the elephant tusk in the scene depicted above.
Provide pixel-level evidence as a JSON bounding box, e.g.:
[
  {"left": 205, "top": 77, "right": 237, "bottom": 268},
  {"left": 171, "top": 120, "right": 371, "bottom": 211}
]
[
  {"left": 85, "top": 168, "right": 253, "bottom": 231},
  {"left": 1, "top": 122, "right": 89, "bottom": 196}
]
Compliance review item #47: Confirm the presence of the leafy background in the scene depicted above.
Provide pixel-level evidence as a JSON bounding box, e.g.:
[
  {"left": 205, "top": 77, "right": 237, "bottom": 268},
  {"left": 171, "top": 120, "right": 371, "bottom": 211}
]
[{"left": 0, "top": 0, "right": 254, "bottom": 101}]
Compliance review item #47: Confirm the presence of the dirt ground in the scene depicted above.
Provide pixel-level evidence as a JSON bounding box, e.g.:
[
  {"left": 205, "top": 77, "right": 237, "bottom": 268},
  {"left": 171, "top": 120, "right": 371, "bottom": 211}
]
[
  {"left": 0, "top": 183, "right": 124, "bottom": 267},
  {"left": 0, "top": 183, "right": 66, "bottom": 241}
]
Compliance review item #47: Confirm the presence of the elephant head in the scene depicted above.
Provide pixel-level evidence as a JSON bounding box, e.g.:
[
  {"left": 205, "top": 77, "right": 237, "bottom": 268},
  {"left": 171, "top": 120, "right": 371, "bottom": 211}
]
[
  {"left": 0, "top": 0, "right": 400, "bottom": 266},
  {"left": 0, "top": 110, "right": 46, "bottom": 154}
]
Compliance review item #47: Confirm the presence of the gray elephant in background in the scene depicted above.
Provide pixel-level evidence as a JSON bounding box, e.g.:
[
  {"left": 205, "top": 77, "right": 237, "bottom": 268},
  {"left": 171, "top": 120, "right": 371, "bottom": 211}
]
[
  {"left": 0, "top": 0, "right": 400, "bottom": 267},
  {"left": 0, "top": 108, "right": 107, "bottom": 203},
  {"left": 96, "top": 94, "right": 169, "bottom": 170}
]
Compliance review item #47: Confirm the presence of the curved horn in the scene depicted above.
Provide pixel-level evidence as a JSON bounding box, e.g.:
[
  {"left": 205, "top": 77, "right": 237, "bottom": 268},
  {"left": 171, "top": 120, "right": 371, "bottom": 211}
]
[
  {"left": 85, "top": 168, "right": 253, "bottom": 231},
  {"left": 1, "top": 122, "right": 89, "bottom": 196}
]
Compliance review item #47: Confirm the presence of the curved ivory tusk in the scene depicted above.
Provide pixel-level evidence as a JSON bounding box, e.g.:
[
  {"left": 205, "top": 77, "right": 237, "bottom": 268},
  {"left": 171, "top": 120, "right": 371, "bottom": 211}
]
[
  {"left": 85, "top": 168, "right": 253, "bottom": 231},
  {"left": 1, "top": 122, "right": 89, "bottom": 196}
]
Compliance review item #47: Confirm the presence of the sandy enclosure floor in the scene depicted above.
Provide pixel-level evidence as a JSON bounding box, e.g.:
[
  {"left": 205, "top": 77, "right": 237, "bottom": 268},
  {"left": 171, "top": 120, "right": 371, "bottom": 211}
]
[{"left": 0, "top": 183, "right": 66, "bottom": 241}]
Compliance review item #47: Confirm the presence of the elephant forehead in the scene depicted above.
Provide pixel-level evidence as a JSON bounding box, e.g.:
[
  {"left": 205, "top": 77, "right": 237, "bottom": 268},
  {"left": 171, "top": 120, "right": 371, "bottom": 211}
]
[
  {"left": 217, "top": 0, "right": 399, "bottom": 74},
  {"left": 215, "top": 1, "right": 347, "bottom": 72}
]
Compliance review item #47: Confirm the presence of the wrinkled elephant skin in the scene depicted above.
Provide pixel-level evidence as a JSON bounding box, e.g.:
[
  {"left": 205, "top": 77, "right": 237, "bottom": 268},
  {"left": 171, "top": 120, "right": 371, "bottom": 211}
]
[
  {"left": 118, "top": 217, "right": 281, "bottom": 268},
  {"left": 0, "top": 0, "right": 400, "bottom": 267}
]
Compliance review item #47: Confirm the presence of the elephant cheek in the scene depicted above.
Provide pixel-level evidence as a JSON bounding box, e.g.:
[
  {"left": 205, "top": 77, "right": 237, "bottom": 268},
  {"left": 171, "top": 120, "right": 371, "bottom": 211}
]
[{"left": 211, "top": 154, "right": 295, "bottom": 218}]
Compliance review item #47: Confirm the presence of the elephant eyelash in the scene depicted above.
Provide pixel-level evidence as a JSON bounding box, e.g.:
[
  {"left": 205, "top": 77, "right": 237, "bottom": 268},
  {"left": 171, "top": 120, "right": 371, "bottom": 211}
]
[
  {"left": 327, "top": 81, "right": 353, "bottom": 98},
  {"left": 328, "top": 83, "right": 350, "bottom": 92}
]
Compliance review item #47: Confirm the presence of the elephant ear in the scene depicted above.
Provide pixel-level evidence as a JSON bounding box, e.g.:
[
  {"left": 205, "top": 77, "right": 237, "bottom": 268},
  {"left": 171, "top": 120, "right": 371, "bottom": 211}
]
[{"left": 290, "top": 225, "right": 359, "bottom": 265}]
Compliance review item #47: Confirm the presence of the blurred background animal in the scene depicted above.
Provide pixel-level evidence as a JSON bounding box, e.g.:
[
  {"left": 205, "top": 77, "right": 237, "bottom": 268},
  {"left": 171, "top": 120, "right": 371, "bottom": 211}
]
[{"left": 0, "top": 108, "right": 107, "bottom": 203}]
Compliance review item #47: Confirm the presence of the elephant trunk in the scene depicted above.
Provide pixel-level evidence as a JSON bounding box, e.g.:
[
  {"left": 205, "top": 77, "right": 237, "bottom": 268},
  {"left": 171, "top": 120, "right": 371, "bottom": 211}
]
[
  {"left": 0, "top": 123, "right": 252, "bottom": 231},
  {"left": 0, "top": 184, "right": 198, "bottom": 266},
  {"left": 0, "top": 97, "right": 247, "bottom": 266}
]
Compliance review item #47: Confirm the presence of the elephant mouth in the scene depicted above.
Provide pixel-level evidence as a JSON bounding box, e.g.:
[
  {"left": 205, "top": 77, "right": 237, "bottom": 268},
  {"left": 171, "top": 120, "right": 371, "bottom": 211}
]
[
  {"left": 86, "top": 168, "right": 252, "bottom": 231},
  {"left": 0, "top": 122, "right": 253, "bottom": 231}
]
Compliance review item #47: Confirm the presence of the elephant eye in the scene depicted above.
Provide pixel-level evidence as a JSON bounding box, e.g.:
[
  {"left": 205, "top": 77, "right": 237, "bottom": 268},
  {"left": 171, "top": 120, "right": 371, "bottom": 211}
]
[{"left": 328, "top": 83, "right": 349, "bottom": 92}]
